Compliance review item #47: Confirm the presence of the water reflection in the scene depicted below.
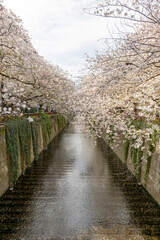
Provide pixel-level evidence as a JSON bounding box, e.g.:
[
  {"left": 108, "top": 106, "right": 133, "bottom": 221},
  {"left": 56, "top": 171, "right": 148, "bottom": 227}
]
[{"left": 0, "top": 121, "right": 160, "bottom": 239}]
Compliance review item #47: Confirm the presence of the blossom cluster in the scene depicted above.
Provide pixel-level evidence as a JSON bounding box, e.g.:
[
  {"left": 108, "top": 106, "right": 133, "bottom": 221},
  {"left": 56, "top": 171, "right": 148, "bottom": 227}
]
[
  {"left": 0, "top": 1, "right": 76, "bottom": 116},
  {"left": 79, "top": 0, "right": 160, "bottom": 153}
]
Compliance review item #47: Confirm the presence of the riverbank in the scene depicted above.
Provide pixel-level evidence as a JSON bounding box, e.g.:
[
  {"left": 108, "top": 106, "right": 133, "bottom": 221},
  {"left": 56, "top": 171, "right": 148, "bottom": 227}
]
[
  {"left": 102, "top": 130, "right": 160, "bottom": 206},
  {"left": 0, "top": 114, "right": 68, "bottom": 197}
]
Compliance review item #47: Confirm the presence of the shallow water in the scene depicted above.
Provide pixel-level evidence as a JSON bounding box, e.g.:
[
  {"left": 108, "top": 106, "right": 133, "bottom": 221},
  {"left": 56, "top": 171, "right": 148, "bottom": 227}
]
[{"left": 0, "top": 121, "right": 160, "bottom": 239}]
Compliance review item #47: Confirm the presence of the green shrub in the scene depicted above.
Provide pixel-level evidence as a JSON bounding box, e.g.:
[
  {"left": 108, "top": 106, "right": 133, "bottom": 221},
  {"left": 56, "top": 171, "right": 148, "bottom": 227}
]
[
  {"left": 31, "top": 119, "right": 39, "bottom": 160},
  {"left": 56, "top": 113, "right": 66, "bottom": 130},
  {"left": 18, "top": 118, "right": 32, "bottom": 169},
  {"left": 5, "top": 119, "right": 19, "bottom": 187},
  {"left": 124, "top": 138, "right": 130, "bottom": 162},
  {"left": 40, "top": 113, "right": 52, "bottom": 146},
  {"left": 5, "top": 117, "right": 39, "bottom": 187},
  {"left": 144, "top": 129, "right": 158, "bottom": 182}
]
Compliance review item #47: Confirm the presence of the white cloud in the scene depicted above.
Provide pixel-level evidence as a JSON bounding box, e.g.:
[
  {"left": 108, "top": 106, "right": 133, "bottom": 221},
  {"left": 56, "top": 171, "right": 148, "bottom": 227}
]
[{"left": 3, "top": 0, "right": 116, "bottom": 75}]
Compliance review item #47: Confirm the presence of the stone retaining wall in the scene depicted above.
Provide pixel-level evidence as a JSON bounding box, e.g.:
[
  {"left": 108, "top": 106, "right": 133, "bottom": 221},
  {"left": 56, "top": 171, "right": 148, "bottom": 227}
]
[
  {"left": 0, "top": 117, "right": 66, "bottom": 197},
  {"left": 102, "top": 131, "right": 160, "bottom": 205}
]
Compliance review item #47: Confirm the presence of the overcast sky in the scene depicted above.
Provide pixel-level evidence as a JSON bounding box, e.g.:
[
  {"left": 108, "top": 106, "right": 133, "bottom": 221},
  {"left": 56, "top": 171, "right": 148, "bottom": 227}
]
[{"left": 3, "top": 0, "right": 115, "bottom": 77}]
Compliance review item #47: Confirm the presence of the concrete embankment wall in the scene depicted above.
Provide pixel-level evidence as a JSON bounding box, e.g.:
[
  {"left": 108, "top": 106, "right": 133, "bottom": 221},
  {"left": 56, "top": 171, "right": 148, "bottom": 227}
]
[
  {"left": 0, "top": 117, "right": 66, "bottom": 197},
  {"left": 102, "top": 132, "right": 160, "bottom": 205}
]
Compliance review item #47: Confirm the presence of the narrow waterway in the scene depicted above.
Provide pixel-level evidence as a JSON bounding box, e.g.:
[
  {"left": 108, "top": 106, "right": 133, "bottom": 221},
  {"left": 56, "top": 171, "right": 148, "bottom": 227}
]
[{"left": 1, "top": 121, "right": 160, "bottom": 240}]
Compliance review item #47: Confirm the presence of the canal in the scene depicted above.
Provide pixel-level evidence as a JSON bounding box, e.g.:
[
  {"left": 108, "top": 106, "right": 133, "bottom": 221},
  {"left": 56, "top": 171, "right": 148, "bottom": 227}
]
[{"left": 0, "top": 121, "right": 160, "bottom": 239}]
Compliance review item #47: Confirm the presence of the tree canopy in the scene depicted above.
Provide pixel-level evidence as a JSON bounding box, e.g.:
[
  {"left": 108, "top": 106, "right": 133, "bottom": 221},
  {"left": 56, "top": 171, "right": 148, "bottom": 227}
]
[
  {"left": 78, "top": 0, "right": 160, "bottom": 156},
  {"left": 0, "top": 0, "right": 76, "bottom": 115}
]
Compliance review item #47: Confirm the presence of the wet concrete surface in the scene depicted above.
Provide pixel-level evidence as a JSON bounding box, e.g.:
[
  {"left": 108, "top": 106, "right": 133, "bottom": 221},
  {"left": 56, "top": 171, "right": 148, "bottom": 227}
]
[{"left": 0, "top": 121, "right": 160, "bottom": 239}]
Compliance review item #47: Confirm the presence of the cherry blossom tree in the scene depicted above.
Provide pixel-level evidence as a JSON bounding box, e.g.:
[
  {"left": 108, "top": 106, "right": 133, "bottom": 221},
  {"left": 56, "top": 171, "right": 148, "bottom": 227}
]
[
  {"left": 0, "top": 1, "right": 76, "bottom": 116},
  {"left": 77, "top": 0, "right": 160, "bottom": 159}
]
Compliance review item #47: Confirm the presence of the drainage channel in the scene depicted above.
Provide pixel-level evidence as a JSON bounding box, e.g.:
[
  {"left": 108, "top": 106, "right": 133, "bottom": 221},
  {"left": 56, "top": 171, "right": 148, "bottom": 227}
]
[{"left": 0, "top": 122, "right": 160, "bottom": 239}]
